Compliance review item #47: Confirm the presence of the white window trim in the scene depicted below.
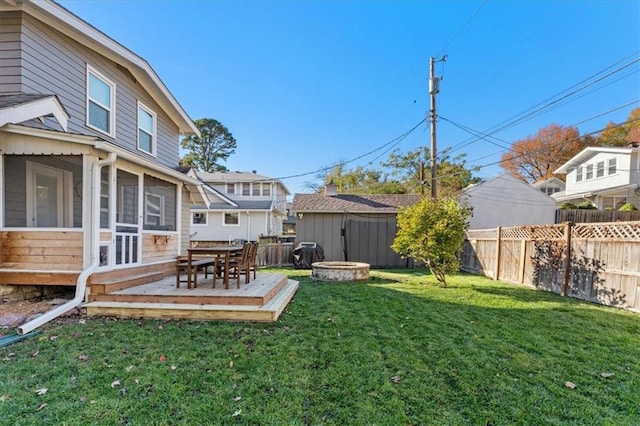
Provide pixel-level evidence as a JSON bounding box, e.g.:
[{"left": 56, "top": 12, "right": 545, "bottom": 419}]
[
  {"left": 226, "top": 183, "right": 235, "bottom": 195},
  {"left": 575, "top": 166, "right": 583, "bottom": 182},
  {"left": 86, "top": 65, "right": 116, "bottom": 138},
  {"left": 25, "top": 161, "right": 73, "bottom": 228},
  {"left": 137, "top": 101, "right": 157, "bottom": 156},
  {"left": 608, "top": 158, "right": 618, "bottom": 175},
  {"left": 192, "top": 211, "right": 208, "bottom": 226},
  {"left": 145, "top": 192, "right": 164, "bottom": 227},
  {"left": 596, "top": 161, "right": 605, "bottom": 178},
  {"left": 222, "top": 212, "right": 240, "bottom": 226}
]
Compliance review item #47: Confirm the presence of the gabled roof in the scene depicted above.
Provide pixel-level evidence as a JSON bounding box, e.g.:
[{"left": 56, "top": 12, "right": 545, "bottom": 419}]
[
  {"left": 0, "top": 93, "right": 69, "bottom": 130},
  {"left": 462, "top": 173, "right": 556, "bottom": 201},
  {"left": 3, "top": 0, "right": 198, "bottom": 136},
  {"left": 554, "top": 146, "right": 637, "bottom": 174},
  {"left": 531, "top": 176, "right": 565, "bottom": 188},
  {"left": 292, "top": 193, "right": 421, "bottom": 213},
  {"left": 207, "top": 200, "right": 275, "bottom": 211},
  {"left": 196, "top": 170, "right": 291, "bottom": 195}
]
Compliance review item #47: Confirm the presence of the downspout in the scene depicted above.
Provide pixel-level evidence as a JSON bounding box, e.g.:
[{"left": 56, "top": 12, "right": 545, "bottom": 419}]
[{"left": 18, "top": 153, "right": 117, "bottom": 335}]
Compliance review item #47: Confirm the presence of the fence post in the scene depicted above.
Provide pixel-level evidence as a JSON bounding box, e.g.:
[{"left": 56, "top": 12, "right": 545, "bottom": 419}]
[
  {"left": 494, "top": 227, "right": 501, "bottom": 280},
  {"left": 562, "top": 221, "right": 573, "bottom": 296}
]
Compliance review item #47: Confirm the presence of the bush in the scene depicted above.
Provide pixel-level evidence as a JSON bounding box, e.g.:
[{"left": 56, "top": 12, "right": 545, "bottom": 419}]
[
  {"left": 392, "top": 197, "right": 471, "bottom": 287},
  {"left": 576, "top": 201, "right": 597, "bottom": 209},
  {"left": 618, "top": 203, "right": 638, "bottom": 211},
  {"left": 559, "top": 202, "right": 577, "bottom": 210}
]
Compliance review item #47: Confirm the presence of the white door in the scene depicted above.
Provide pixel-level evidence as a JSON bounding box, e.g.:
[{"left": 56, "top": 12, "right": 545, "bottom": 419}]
[{"left": 26, "top": 162, "right": 67, "bottom": 227}]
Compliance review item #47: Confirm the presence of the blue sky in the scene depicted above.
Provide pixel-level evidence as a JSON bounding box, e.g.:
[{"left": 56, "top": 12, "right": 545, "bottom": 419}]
[{"left": 60, "top": 0, "right": 640, "bottom": 195}]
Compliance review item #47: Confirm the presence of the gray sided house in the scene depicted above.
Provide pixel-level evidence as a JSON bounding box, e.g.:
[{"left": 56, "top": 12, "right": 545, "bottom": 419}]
[
  {"left": 0, "top": 1, "right": 203, "bottom": 295},
  {"left": 292, "top": 188, "right": 420, "bottom": 267},
  {"left": 186, "top": 170, "right": 290, "bottom": 244}
]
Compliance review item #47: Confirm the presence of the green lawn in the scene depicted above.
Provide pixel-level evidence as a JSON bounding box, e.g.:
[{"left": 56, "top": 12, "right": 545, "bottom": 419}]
[{"left": 1, "top": 269, "right": 639, "bottom": 425}]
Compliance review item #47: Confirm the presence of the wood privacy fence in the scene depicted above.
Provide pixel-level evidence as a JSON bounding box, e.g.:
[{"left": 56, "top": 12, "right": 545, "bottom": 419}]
[
  {"left": 191, "top": 241, "right": 294, "bottom": 267},
  {"left": 461, "top": 221, "right": 640, "bottom": 311},
  {"left": 555, "top": 209, "right": 640, "bottom": 224}
]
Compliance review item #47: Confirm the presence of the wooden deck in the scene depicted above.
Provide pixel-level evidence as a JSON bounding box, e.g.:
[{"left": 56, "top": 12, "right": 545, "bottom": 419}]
[{"left": 84, "top": 272, "right": 299, "bottom": 322}]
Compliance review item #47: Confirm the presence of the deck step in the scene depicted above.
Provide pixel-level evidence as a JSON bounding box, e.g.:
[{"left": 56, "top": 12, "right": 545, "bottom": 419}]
[
  {"left": 89, "top": 271, "right": 171, "bottom": 296},
  {"left": 84, "top": 280, "right": 299, "bottom": 322}
]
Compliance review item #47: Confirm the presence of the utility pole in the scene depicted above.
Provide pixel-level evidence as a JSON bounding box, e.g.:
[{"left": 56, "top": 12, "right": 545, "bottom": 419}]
[{"left": 429, "top": 56, "right": 445, "bottom": 199}]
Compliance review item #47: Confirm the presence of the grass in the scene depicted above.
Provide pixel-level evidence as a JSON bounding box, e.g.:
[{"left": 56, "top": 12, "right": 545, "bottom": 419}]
[{"left": 1, "top": 268, "right": 639, "bottom": 425}]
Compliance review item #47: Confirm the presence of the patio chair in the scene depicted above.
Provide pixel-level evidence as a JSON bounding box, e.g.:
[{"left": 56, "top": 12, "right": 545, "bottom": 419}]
[{"left": 228, "top": 242, "right": 253, "bottom": 288}]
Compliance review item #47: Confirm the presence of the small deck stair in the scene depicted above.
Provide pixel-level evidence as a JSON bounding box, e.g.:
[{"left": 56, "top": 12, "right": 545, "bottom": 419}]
[{"left": 84, "top": 273, "right": 298, "bottom": 322}]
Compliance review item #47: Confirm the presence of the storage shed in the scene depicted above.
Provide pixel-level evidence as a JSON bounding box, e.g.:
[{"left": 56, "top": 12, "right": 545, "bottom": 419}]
[{"left": 291, "top": 186, "right": 420, "bottom": 267}]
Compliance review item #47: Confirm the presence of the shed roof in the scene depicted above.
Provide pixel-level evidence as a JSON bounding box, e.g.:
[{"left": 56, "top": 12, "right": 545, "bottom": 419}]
[{"left": 292, "top": 193, "right": 421, "bottom": 213}]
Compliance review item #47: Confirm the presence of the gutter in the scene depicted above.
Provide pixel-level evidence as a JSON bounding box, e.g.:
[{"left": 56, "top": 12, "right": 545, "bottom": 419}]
[{"left": 18, "top": 153, "right": 117, "bottom": 335}]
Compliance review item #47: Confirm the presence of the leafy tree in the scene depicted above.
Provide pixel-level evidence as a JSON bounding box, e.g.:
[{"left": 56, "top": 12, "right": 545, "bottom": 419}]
[
  {"left": 598, "top": 108, "right": 640, "bottom": 147},
  {"left": 499, "top": 123, "right": 582, "bottom": 183},
  {"left": 381, "top": 147, "right": 479, "bottom": 196},
  {"left": 180, "top": 118, "right": 237, "bottom": 172},
  {"left": 391, "top": 197, "right": 471, "bottom": 287},
  {"left": 312, "top": 164, "right": 406, "bottom": 194}
]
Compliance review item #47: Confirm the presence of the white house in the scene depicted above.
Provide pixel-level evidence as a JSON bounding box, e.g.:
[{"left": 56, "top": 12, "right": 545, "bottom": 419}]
[
  {"left": 531, "top": 177, "right": 565, "bottom": 196},
  {"left": 461, "top": 174, "right": 557, "bottom": 229},
  {"left": 188, "top": 171, "right": 290, "bottom": 243},
  {"left": 552, "top": 144, "right": 640, "bottom": 209}
]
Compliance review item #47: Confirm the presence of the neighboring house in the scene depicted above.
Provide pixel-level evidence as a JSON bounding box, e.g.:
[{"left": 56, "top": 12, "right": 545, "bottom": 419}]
[
  {"left": 0, "top": 1, "right": 203, "bottom": 291},
  {"left": 531, "top": 177, "right": 565, "bottom": 196},
  {"left": 461, "top": 174, "right": 556, "bottom": 229},
  {"left": 291, "top": 184, "right": 420, "bottom": 267},
  {"left": 552, "top": 144, "right": 640, "bottom": 209},
  {"left": 187, "top": 170, "right": 290, "bottom": 243}
]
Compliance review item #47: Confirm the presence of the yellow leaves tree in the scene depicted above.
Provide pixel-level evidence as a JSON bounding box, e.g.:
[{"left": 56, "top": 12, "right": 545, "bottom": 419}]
[
  {"left": 599, "top": 107, "right": 640, "bottom": 146},
  {"left": 499, "top": 124, "right": 583, "bottom": 183}
]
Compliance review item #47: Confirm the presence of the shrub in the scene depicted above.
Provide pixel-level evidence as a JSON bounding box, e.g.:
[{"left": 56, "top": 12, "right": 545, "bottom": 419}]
[
  {"left": 559, "top": 202, "right": 577, "bottom": 210},
  {"left": 618, "top": 202, "right": 638, "bottom": 211},
  {"left": 576, "top": 201, "right": 597, "bottom": 209},
  {"left": 392, "top": 197, "right": 471, "bottom": 287}
]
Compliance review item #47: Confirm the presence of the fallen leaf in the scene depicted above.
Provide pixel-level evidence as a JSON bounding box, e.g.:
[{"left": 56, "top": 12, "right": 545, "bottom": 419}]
[
  {"left": 135, "top": 378, "right": 140, "bottom": 384},
  {"left": 36, "top": 403, "right": 47, "bottom": 411},
  {"left": 234, "top": 396, "right": 242, "bottom": 401},
  {"left": 79, "top": 396, "right": 86, "bottom": 402},
  {"left": 0, "top": 394, "right": 10, "bottom": 402},
  {"left": 564, "top": 381, "right": 576, "bottom": 389},
  {"left": 232, "top": 409, "right": 242, "bottom": 417},
  {"left": 601, "top": 372, "right": 614, "bottom": 378},
  {"left": 158, "top": 325, "right": 163, "bottom": 330},
  {"left": 171, "top": 365, "right": 177, "bottom": 371},
  {"left": 49, "top": 336, "right": 58, "bottom": 341},
  {"left": 32, "top": 351, "right": 39, "bottom": 357},
  {"left": 35, "top": 388, "right": 47, "bottom": 396},
  {"left": 78, "top": 319, "right": 85, "bottom": 324},
  {"left": 78, "top": 354, "right": 88, "bottom": 361},
  {"left": 126, "top": 365, "right": 134, "bottom": 372},
  {"left": 111, "top": 380, "right": 121, "bottom": 388},
  {"left": 391, "top": 376, "right": 401, "bottom": 384},
  {"left": 159, "top": 355, "right": 166, "bottom": 362},
  {"left": 229, "top": 360, "right": 234, "bottom": 368}
]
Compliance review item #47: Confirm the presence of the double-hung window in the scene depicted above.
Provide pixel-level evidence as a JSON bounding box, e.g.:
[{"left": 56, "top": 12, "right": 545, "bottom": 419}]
[
  {"left": 585, "top": 164, "right": 593, "bottom": 180},
  {"left": 608, "top": 158, "right": 617, "bottom": 175},
  {"left": 576, "top": 167, "right": 583, "bottom": 182},
  {"left": 87, "top": 66, "right": 115, "bottom": 136},
  {"left": 138, "top": 102, "right": 156, "bottom": 155},
  {"left": 596, "top": 161, "right": 605, "bottom": 178}
]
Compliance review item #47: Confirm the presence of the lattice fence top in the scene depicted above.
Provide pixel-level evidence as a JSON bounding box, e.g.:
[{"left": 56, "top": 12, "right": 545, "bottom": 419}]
[
  {"left": 572, "top": 222, "right": 640, "bottom": 240},
  {"left": 466, "top": 221, "right": 640, "bottom": 241},
  {"left": 465, "top": 229, "right": 498, "bottom": 240},
  {"left": 501, "top": 225, "right": 564, "bottom": 240}
]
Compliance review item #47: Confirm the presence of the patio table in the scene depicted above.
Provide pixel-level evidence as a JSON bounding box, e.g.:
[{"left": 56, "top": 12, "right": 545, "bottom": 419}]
[{"left": 186, "top": 246, "right": 243, "bottom": 289}]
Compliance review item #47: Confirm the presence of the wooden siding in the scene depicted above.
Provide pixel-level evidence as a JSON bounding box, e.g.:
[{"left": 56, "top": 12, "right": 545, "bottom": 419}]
[
  {"left": 141, "top": 232, "right": 179, "bottom": 263},
  {"left": 16, "top": 13, "right": 181, "bottom": 168},
  {"left": 0, "top": 230, "right": 83, "bottom": 270},
  {"left": 462, "top": 223, "right": 640, "bottom": 311},
  {"left": 555, "top": 209, "right": 640, "bottom": 224},
  {"left": 0, "top": 11, "right": 22, "bottom": 93}
]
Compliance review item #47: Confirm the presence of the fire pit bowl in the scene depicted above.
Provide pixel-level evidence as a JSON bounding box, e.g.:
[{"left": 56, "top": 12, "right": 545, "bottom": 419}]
[{"left": 311, "top": 261, "right": 370, "bottom": 282}]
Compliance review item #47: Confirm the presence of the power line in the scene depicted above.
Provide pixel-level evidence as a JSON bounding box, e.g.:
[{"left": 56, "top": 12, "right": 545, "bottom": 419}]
[
  {"left": 441, "top": 99, "right": 640, "bottom": 161},
  {"left": 274, "top": 119, "right": 425, "bottom": 181},
  {"left": 435, "top": 0, "right": 489, "bottom": 58},
  {"left": 445, "top": 54, "right": 640, "bottom": 154}
]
